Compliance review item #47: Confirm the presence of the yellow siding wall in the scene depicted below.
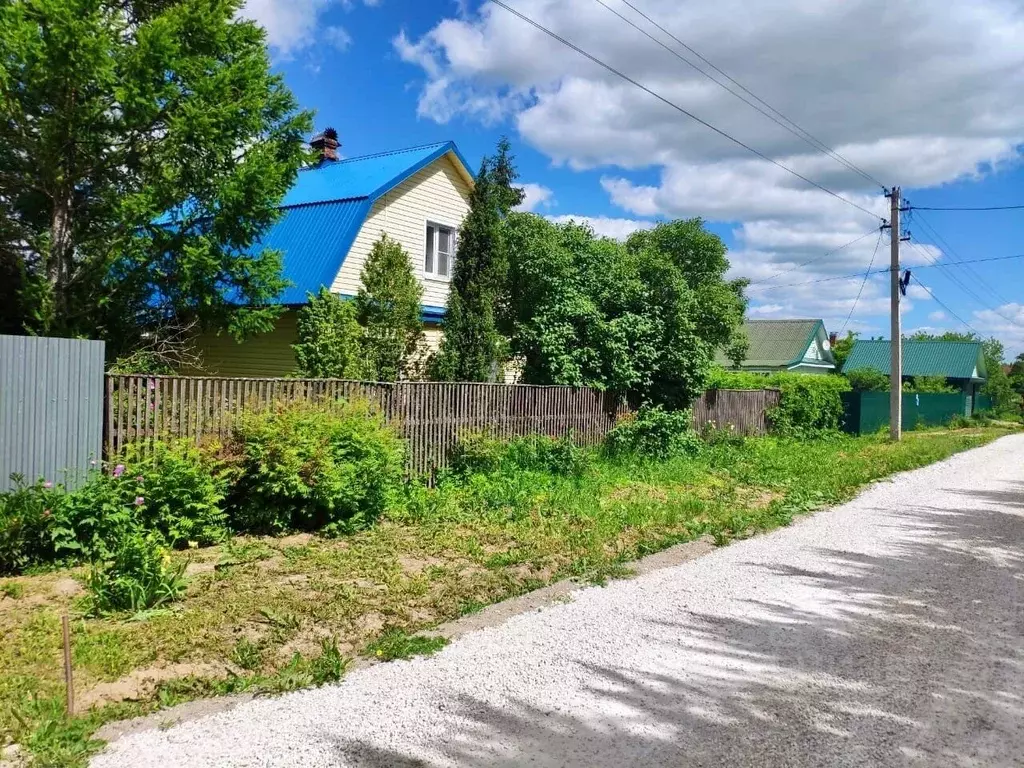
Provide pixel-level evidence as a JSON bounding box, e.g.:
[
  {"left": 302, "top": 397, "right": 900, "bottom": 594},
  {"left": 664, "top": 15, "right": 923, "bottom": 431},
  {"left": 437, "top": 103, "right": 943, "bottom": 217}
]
[
  {"left": 188, "top": 311, "right": 299, "bottom": 377},
  {"left": 331, "top": 154, "right": 472, "bottom": 308},
  {"left": 422, "top": 325, "right": 444, "bottom": 355}
]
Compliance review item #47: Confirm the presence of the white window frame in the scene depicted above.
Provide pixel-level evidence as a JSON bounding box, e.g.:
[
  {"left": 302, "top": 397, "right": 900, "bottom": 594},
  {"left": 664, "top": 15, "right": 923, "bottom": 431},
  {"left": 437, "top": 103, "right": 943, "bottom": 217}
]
[{"left": 424, "top": 220, "right": 456, "bottom": 281}]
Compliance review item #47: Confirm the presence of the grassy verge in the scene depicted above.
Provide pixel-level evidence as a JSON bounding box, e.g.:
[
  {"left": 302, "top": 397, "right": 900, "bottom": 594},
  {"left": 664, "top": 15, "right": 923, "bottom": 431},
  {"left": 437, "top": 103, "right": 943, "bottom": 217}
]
[{"left": 0, "top": 427, "right": 1013, "bottom": 766}]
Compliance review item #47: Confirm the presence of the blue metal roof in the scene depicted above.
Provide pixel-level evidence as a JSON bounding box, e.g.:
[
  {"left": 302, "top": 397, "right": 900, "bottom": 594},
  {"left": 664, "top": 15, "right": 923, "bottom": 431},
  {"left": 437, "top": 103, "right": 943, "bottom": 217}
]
[
  {"left": 262, "top": 140, "right": 472, "bottom": 308},
  {"left": 265, "top": 200, "right": 372, "bottom": 306},
  {"left": 280, "top": 141, "right": 471, "bottom": 208}
]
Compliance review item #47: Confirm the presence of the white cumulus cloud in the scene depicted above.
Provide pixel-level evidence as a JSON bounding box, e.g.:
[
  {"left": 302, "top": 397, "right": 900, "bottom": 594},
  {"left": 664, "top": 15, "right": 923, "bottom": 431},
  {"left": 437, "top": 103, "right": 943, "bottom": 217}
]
[
  {"left": 396, "top": 0, "right": 1024, "bottom": 342},
  {"left": 516, "top": 183, "right": 554, "bottom": 212},
  {"left": 241, "top": 0, "right": 378, "bottom": 56},
  {"left": 545, "top": 215, "right": 655, "bottom": 241}
]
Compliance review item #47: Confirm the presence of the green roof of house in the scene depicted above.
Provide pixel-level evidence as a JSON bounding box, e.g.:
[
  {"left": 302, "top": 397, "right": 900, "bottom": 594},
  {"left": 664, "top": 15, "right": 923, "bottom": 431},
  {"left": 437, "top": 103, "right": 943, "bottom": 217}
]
[
  {"left": 842, "top": 339, "right": 987, "bottom": 380},
  {"left": 716, "top": 319, "right": 831, "bottom": 369}
]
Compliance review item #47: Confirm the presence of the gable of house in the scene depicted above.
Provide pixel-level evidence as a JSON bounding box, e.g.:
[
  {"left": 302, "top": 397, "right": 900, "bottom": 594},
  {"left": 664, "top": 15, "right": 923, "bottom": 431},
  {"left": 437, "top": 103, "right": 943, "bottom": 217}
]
[
  {"left": 187, "top": 141, "right": 474, "bottom": 376},
  {"left": 717, "top": 319, "right": 836, "bottom": 374},
  {"left": 330, "top": 153, "right": 472, "bottom": 316},
  {"left": 271, "top": 141, "right": 474, "bottom": 307}
]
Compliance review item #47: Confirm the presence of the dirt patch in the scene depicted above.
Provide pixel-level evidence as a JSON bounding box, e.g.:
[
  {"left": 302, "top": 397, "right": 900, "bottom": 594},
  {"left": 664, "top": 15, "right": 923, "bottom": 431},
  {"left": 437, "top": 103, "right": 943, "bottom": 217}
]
[
  {"left": 184, "top": 561, "right": 217, "bottom": 577},
  {"left": 396, "top": 555, "right": 443, "bottom": 576},
  {"left": 275, "top": 533, "right": 315, "bottom": 549},
  {"left": 52, "top": 577, "right": 84, "bottom": 598},
  {"left": 79, "top": 662, "right": 235, "bottom": 709},
  {"left": 734, "top": 486, "right": 784, "bottom": 510}
]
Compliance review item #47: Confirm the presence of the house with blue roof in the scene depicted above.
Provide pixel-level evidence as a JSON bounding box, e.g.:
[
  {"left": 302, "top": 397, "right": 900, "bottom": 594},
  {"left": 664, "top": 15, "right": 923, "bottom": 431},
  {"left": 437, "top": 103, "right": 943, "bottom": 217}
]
[{"left": 192, "top": 130, "right": 475, "bottom": 376}]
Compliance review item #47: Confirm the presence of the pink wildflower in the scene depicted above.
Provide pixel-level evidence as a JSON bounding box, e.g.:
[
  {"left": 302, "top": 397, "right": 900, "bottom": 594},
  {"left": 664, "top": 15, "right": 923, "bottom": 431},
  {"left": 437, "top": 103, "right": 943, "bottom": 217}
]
[
  {"left": 43, "top": 509, "right": 51, "bottom": 517},
  {"left": 113, "top": 464, "right": 125, "bottom": 477},
  {"left": 135, "top": 475, "right": 144, "bottom": 483},
  {"left": 134, "top": 496, "right": 145, "bottom": 506},
  {"left": 43, "top": 481, "right": 53, "bottom": 489}
]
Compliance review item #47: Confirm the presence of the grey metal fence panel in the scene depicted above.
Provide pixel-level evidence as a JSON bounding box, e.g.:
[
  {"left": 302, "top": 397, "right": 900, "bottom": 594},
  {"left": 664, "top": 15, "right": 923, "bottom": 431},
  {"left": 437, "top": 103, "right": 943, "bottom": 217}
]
[{"left": 0, "top": 335, "right": 105, "bottom": 491}]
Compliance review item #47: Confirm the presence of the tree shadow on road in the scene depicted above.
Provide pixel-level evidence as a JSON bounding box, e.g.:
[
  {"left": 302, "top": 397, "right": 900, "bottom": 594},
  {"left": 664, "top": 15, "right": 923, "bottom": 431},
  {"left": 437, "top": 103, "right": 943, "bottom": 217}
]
[{"left": 326, "top": 482, "right": 1024, "bottom": 767}]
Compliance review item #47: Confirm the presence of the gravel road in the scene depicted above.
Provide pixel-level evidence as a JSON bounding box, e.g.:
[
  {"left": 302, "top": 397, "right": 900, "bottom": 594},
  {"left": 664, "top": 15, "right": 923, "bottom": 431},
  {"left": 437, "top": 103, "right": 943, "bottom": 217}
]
[{"left": 92, "top": 435, "right": 1024, "bottom": 768}]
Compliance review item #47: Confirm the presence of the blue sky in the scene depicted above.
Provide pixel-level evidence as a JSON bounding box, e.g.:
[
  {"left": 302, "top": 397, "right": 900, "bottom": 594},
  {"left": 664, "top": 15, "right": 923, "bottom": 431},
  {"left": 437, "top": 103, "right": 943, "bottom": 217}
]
[{"left": 243, "top": 0, "right": 1024, "bottom": 358}]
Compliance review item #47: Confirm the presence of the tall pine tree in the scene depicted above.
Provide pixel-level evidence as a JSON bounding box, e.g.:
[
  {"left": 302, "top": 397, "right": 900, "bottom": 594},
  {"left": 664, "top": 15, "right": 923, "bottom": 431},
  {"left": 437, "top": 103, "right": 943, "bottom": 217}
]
[
  {"left": 0, "top": 0, "right": 311, "bottom": 358},
  {"left": 432, "top": 138, "right": 523, "bottom": 381}
]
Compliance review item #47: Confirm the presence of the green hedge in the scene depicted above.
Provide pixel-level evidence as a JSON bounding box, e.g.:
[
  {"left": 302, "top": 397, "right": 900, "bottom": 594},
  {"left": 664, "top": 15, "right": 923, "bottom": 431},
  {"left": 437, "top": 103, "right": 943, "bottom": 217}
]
[{"left": 706, "top": 369, "right": 850, "bottom": 437}]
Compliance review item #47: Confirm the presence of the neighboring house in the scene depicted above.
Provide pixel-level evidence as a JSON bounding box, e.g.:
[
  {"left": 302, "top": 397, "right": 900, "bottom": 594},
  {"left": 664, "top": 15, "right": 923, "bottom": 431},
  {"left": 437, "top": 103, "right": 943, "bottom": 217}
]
[
  {"left": 716, "top": 319, "right": 837, "bottom": 375},
  {"left": 841, "top": 339, "right": 988, "bottom": 396},
  {"left": 191, "top": 133, "right": 474, "bottom": 376}
]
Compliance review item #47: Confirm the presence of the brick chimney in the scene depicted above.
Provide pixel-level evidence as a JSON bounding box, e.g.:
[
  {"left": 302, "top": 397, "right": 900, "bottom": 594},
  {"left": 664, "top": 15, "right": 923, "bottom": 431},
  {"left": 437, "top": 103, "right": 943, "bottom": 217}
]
[
  {"left": 310, "top": 127, "right": 340, "bottom": 162},
  {"left": 829, "top": 332, "right": 838, "bottom": 346}
]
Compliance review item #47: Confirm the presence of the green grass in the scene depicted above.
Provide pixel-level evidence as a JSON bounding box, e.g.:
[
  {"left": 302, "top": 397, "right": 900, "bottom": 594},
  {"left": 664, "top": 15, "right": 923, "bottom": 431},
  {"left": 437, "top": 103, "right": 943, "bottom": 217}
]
[
  {"left": 0, "top": 427, "right": 1013, "bottom": 765},
  {"left": 1, "top": 581, "right": 24, "bottom": 599},
  {"left": 365, "top": 628, "right": 449, "bottom": 661}
]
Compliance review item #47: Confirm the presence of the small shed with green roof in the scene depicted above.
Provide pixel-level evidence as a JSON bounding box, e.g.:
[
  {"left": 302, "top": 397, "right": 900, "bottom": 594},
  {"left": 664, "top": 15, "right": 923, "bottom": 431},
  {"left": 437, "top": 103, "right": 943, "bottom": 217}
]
[
  {"left": 717, "top": 319, "right": 836, "bottom": 375},
  {"left": 841, "top": 339, "right": 987, "bottom": 396}
]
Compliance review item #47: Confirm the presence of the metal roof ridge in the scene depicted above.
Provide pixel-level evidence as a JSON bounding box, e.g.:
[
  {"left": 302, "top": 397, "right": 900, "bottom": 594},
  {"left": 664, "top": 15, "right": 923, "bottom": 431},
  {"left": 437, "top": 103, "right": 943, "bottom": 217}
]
[{"left": 298, "top": 140, "right": 454, "bottom": 172}]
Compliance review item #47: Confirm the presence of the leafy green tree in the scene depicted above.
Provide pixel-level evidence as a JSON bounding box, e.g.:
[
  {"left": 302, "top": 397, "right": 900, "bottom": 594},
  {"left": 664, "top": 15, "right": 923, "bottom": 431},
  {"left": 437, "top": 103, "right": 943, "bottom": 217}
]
[
  {"left": 354, "top": 235, "right": 423, "bottom": 381},
  {"left": 0, "top": 0, "right": 311, "bottom": 359},
  {"left": 1009, "top": 354, "right": 1024, "bottom": 395},
  {"left": 503, "top": 215, "right": 746, "bottom": 408},
  {"left": 725, "top": 328, "right": 749, "bottom": 368},
  {"left": 293, "top": 289, "right": 365, "bottom": 378},
  {"left": 831, "top": 331, "right": 858, "bottom": 371}
]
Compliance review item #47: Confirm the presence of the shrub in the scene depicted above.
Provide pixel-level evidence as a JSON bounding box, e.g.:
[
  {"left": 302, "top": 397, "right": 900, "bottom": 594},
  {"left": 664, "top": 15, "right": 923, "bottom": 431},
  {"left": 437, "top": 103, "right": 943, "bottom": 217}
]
[
  {"left": 904, "top": 375, "right": 957, "bottom": 394},
  {"left": 293, "top": 288, "right": 366, "bottom": 378},
  {"left": 708, "top": 368, "right": 850, "bottom": 437},
  {"left": 52, "top": 440, "right": 229, "bottom": 561},
  {"left": 604, "top": 406, "right": 701, "bottom": 460},
  {"left": 123, "top": 441, "right": 230, "bottom": 547},
  {"left": 845, "top": 367, "right": 889, "bottom": 392},
  {"left": 768, "top": 376, "right": 850, "bottom": 437},
  {"left": 51, "top": 472, "right": 139, "bottom": 562},
  {"left": 85, "top": 532, "right": 187, "bottom": 615},
  {"left": 355, "top": 234, "right": 425, "bottom": 381},
  {"left": 449, "top": 433, "right": 590, "bottom": 478},
  {"left": 229, "top": 399, "right": 406, "bottom": 535},
  {"left": 0, "top": 476, "right": 62, "bottom": 574}
]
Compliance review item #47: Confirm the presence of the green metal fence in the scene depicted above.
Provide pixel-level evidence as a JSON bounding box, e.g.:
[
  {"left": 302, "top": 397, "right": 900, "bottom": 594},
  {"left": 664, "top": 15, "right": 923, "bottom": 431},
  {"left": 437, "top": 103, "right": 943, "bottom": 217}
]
[{"left": 841, "top": 391, "right": 974, "bottom": 435}]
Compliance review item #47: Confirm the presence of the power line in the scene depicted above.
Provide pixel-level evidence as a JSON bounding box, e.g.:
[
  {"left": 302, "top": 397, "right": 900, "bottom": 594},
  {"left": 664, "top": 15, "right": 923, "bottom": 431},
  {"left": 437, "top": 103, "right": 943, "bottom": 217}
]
[
  {"left": 839, "top": 230, "right": 883, "bottom": 334},
  {"left": 906, "top": 239, "right": 997, "bottom": 312},
  {"left": 915, "top": 252, "right": 1024, "bottom": 269},
  {"left": 748, "top": 230, "right": 879, "bottom": 285},
  {"left": 910, "top": 212, "right": 1011, "bottom": 307},
  {"left": 907, "top": 236, "right": 1024, "bottom": 331},
  {"left": 910, "top": 204, "right": 1024, "bottom": 212},
  {"left": 601, "top": 0, "right": 886, "bottom": 190},
  {"left": 746, "top": 252, "right": 1024, "bottom": 292},
  {"left": 490, "top": 0, "right": 884, "bottom": 222},
  {"left": 909, "top": 275, "right": 978, "bottom": 334}
]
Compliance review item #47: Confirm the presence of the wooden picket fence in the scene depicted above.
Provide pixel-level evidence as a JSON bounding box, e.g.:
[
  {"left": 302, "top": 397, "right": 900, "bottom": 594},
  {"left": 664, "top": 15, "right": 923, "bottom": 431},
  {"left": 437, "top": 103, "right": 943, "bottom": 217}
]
[
  {"left": 692, "top": 388, "right": 781, "bottom": 436},
  {"left": 104, "top": 375, "right": 779, "bottom": 475}
]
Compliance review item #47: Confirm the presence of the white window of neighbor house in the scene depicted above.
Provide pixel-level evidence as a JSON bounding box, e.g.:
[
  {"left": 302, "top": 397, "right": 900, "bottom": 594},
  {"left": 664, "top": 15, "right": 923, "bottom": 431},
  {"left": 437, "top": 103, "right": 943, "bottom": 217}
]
[{"left": 425, "top": 222, "right": 455, "bottom": 279}]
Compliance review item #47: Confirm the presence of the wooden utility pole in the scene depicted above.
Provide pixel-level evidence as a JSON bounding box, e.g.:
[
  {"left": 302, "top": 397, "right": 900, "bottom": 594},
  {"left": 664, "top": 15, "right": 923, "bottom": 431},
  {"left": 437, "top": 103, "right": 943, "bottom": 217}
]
[{"left": 889, "top": 187, "right": 902, "bottom": 442}]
